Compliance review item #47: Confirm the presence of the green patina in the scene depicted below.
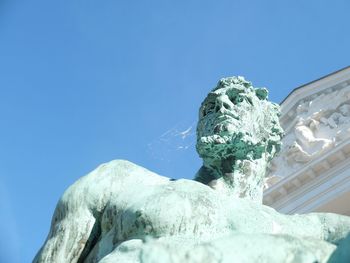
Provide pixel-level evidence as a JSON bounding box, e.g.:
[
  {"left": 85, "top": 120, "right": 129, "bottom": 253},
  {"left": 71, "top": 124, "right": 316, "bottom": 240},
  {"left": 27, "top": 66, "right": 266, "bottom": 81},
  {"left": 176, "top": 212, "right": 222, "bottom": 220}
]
[{"left": 195, "top": 76, "right": 283, "bottom": 202}]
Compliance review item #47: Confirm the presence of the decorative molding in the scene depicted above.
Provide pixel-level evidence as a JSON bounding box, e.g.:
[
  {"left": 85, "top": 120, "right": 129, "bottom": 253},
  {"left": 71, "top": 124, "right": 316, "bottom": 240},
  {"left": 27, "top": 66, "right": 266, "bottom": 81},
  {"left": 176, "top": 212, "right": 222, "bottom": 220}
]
[
  {"left": 281, "top": 67, "right": 350, "bottom": 127},
  {"left": 264, "top": 140, "right": 350, "bottom": 214},
  {"left": 264, "top": 67, "right": 350, "bottom": 214},
  {"left": 265, "top": 66, "right": 350, "bottom": 185}
]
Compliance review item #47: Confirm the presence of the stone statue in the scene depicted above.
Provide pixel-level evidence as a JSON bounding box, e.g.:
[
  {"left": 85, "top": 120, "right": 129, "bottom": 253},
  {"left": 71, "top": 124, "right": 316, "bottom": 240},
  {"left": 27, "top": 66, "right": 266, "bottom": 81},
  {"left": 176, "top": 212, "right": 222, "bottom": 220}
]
[
  {"left": 34, "top": 77, "right": 350, "bottom": 263},
  {"left": 286, "top": 118, "right": 333, "bottom": 164}
]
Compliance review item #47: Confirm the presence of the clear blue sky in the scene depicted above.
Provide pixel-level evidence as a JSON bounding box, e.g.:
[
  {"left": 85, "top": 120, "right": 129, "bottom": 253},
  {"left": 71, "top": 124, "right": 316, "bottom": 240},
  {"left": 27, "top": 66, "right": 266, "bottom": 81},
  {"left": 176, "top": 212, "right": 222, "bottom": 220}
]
[{"left": 1, "top": 0, "right": 350, "bottom": 262}]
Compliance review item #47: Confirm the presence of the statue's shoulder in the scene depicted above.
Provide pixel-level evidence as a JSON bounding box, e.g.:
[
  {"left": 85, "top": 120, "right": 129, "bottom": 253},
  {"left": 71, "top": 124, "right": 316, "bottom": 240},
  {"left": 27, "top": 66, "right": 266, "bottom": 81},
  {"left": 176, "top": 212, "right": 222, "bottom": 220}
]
[
  {"left": 61, "top": 159, "right": 169, "bottom": 204},
  {"left": 79, "top": 159, "right": 168, "bottom": 182}
]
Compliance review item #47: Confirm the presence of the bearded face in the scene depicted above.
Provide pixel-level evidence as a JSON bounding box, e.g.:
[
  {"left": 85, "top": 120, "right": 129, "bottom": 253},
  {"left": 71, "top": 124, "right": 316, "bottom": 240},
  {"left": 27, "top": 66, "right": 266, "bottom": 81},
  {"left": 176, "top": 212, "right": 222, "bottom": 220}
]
[{"left": 196, "top": 77, "right": 283, "bottom": 164}]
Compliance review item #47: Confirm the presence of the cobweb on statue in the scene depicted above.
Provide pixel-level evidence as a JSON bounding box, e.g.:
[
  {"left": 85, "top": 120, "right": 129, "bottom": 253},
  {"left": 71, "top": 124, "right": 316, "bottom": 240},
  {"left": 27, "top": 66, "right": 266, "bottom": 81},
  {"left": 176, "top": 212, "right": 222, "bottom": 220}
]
[{"left": 147, "top": 121, "right": 196, "bottom": 162}]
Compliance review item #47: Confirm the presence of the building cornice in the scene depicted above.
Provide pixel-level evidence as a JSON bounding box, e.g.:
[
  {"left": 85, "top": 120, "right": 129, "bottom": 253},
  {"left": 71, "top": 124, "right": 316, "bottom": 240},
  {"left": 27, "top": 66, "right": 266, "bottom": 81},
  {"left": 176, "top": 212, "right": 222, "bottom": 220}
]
[
  {"left": 264, "top": 139, "right": 350, "bottom": 213},
  {"left": 280, "top": 66, "right": 350, "bottom": 104},
  {"left": 280, "top": 66, "right": 350, "bottom": 129}
]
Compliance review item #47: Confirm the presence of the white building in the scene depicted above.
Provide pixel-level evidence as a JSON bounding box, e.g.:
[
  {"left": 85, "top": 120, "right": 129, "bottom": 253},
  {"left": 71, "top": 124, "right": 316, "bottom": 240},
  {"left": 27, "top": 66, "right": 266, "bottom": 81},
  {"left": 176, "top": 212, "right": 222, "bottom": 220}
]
[{"left": 263, "top": 66, "right": 350, "bottom": 216}]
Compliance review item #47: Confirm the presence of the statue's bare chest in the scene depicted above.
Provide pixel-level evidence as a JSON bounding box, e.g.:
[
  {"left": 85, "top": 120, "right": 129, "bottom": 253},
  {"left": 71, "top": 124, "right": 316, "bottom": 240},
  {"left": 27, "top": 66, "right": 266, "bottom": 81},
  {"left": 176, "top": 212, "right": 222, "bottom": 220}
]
[{"left": 101, "top": 180, "right": 232, "bottom": 244}]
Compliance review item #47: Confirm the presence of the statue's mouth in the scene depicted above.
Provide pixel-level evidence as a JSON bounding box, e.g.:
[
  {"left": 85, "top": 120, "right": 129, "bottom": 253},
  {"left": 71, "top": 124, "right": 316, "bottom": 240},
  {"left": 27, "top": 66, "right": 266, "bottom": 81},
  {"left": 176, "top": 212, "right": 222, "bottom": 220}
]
[
  {"left": 217, "top": 112, "right": 239, "bottom": 120},
  {"left": 213, "top": 114, "right": 238, "bottom": 133},
  {"left": 214, "top": 124, "right": 226, "bottom": 133},
  {"left": 214, "top": 123, "right": 235, "bottom": 134}
]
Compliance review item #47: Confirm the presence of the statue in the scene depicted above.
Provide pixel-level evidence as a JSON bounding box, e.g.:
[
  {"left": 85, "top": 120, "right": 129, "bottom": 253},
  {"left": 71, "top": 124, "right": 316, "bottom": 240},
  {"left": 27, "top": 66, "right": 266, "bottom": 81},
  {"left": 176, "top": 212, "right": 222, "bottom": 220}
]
[{"left": 34, "top": 77, "right": 350, "bottom": 263}]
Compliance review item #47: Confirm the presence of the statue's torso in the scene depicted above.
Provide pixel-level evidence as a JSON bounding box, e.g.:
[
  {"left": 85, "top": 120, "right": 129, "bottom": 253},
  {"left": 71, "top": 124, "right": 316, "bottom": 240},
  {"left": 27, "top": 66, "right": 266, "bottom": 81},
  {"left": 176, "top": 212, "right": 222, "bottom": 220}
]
[
  {"left": 102, "top": 180, "right": 232, "bottom": 243},
  {"left": 79, "top": 161, "right": 282, "bottom": 263},
  {"left": 83, "top": 172, "right": 312, "bottom": 262},
  {"left": 44, "top": 160, "right": 336, "bottom": 263}
]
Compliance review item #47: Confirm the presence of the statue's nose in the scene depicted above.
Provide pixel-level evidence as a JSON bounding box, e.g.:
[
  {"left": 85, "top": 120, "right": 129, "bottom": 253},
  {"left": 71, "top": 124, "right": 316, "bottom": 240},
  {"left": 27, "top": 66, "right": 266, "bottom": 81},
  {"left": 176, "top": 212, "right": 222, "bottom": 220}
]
[{"left": 215, "top": 95, "right": 232, "bottom": 113}]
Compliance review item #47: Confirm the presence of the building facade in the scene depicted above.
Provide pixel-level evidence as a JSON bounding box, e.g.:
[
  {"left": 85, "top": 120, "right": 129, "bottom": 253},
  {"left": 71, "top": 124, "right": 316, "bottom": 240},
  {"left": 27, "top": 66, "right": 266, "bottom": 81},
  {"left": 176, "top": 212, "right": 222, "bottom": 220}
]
[{"left": 263, "top": 66, "right": 350, "bottom": 216}]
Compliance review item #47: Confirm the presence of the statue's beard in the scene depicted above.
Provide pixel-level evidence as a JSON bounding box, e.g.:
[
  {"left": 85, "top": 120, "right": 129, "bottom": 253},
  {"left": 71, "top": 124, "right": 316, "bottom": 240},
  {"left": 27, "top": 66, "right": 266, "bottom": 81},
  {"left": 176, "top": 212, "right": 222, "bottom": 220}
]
[{"left": 196, "top": 132, "right": 265, "bottom": 165}]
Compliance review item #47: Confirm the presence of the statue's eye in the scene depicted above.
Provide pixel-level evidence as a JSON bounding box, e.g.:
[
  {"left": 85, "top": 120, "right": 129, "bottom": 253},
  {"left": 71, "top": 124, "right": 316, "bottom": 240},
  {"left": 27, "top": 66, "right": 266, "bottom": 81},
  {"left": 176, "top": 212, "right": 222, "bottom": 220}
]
[
  {"left": 236, "top": 96, "right": 243, "bottom": 103},
  {"left": 229, "top": 95, "right": 243, "bottom": 105}
]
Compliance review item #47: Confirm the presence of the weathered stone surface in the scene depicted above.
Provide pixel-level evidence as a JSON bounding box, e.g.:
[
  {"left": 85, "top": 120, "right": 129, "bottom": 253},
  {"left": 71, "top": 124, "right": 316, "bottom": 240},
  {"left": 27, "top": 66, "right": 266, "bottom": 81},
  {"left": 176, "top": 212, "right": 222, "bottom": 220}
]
[{"left": 33, "top": 77, "right": 350, "bottom": 263}]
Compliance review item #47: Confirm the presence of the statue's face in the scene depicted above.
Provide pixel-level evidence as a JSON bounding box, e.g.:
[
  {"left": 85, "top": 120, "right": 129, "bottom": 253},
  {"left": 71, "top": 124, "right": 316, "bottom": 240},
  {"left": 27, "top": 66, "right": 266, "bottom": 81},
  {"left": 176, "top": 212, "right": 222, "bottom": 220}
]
[{"left": 196, "top": 77, "right": 283, "bottom": 164}]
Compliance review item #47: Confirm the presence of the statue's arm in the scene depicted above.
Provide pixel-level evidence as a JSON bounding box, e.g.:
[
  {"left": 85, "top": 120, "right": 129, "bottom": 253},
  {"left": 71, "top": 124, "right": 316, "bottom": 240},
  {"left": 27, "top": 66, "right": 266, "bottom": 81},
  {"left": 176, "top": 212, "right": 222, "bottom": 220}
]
[
  {"left": 32, "top": 160, "right": 118, "bottom": 263},
  {"left": 33, "top": 180, "right": 99, "bottom": 263},
  {"left": 313, "top": 213, "right": 350, "bottom": 244},
  {"left": 290, "top": 213, "right": 350, "bottom": 245},
  {"left": 33, "top": 160, "right": 168, "bottom": 262}
]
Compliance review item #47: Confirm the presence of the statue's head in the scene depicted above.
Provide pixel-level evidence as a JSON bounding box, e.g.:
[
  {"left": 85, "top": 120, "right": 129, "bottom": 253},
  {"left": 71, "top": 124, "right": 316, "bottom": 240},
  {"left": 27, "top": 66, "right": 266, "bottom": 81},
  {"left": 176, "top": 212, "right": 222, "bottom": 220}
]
[{"left": 196, "top": 76, "right": 283, "bottom": 169}]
